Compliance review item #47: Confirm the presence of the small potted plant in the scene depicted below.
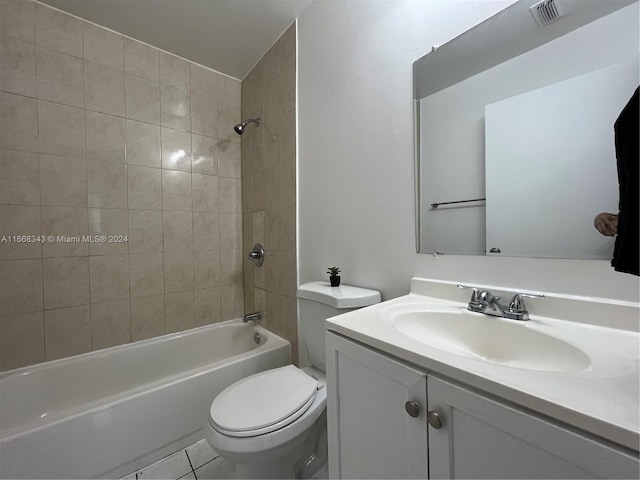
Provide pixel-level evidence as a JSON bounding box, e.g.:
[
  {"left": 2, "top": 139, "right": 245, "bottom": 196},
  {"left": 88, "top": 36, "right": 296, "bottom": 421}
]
[{"left": 327, "top": 266, "right": 341, "bottom": 287}]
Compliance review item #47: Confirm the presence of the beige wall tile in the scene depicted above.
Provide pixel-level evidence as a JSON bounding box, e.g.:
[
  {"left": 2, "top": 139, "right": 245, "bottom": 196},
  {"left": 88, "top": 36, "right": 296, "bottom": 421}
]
[
  {"left": 43, "top": 256, "right": 90, "bottom": 309},
  {"left": 217, "top": 103, "right": 241, "bottom": 143},
  {"left": 41, "top": 206, "right": 88, "bottom": 257},
  {"left": 82, "top": 22, "right": 123, "bottom": 70},
  {"left": 165, "top": 291, "right": 194, "bottom": 333},
  {"left": 194, "top": 249, "right": 220, "bottom": 289},
  {"left": 191, "top": 134, "right": 218, "bottom": 176},
  {"left": 0, "top": 149, "right": 40, "bottom": 205},
  {"left": 218, "top": 75, "right": 241, "bottom": 107},
  {"left": 220, "top": 249, "right": 242, "bottom": 286},
  {"left": 88, "top": 208, "right": 128, "bottom": 255},
  {"left": 218, "top": 141, "right": 241, "bottom": 178},
  {"left": 87, "top": 160, "right": 127, "bottom": 209},
  {"left": 190, "top": 64, "right": 218, "bottom": 137},
  {"left": 35, "top": 3, "right": 82, "bottom": 57},
  {"left": 37, "top": 100, "right": 85, "bottom": 158},
  {"left": 265, "top": 290, "right": 281, "bottom": 334},
  {"left": 195, "top": 287, "right": 221, "bottom": 326},
  {"left": 128, "top": 165, "right": 162, "bottom": 210},
  {"left": 84, "top": 60, "right": 125, "bottom": 116},
  {"left": 35, "top": 46, "right": 84, "bottom": 107},
  {"left": 0, "top": 35, "right": 36, "bottom": 96},
  {"left": 131, "top": 294, "right": 164, "bottom": 341},
  {"left": 39, "top": 154, "right": 87, "bottom": 207},
  {"left": 193, "top": 212, "right": 219, "bottom": 251},
  {"left": 125, "top": 73, "right": 160, "bottom": 124},
  {"left": 220, "top": 213, "right": 242, "bottom": 250},
  {"left": 0, "top": 311, "right": 44, "bottom": 371},
  {"left": 192, "top": 174, "right": 219, "bottom": 212},
  {"left": 161, "top": 84, "right": 190, "bottom": 131},
  {"left": 164, "top": 251, "right": 194, "bottom": 293},
  {"left": 163, "top": 211, "right": 192, "bottom": 252},
  {"left": 128, "top": 209, "right": 163, "bottom": 253},
  {"left": 160, "top": 52, "right": 190, "bottom": 91},
  {"left": 0, "top": 205, "right": 41, "bottom": 260},
  {"left": 90, "top": 299, "right": 130, "bottom": 350},
  {"left": 90, "top": 254, "right": 130, "bottom": 303},
  {"left": 219, "top": 177, "right": 241, "bottom": 214},
  {"left": 0, "top": 258, "right": 42, "bottom": 315},
  {"left": 221, "top": 284, "right": 244, "bottom": 320},
  {"left": 125, "top": 120, "right": 161, "bottom": 168},
  {"left": 0, "top": 92, "right": 37, "bottom": 152},
  {"left": 44, "top": 305, "right": 91, "bottom": 361},
  {"left": 1, "top": 0, "right": 35, "bottom": 43},
  {"left": 129, "top": 252, "right": 164, "bottom": 297},
  {"left": 86, "top": 111, "right": 125, "bottom": 162},
  {"left": 124, "top": 38, "right": 159, "bottom": 82},
  {"left": 161, "top": 127, "right": 191, "bottom": 171}
]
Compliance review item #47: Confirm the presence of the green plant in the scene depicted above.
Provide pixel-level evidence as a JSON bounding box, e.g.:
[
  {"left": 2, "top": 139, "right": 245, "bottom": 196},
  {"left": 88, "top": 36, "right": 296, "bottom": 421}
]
[{"left": 327, "top": 266, "right": 341, "bottom": 277}]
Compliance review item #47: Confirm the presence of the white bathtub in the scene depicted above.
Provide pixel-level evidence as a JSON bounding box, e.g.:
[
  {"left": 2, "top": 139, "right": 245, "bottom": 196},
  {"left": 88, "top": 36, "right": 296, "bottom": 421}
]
[{"left": 0, "top": 319, "right": 290, "bottom": 479}]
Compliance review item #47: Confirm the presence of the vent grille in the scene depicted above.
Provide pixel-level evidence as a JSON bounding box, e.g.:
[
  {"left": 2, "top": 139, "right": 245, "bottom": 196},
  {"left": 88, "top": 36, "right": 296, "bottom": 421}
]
[{"left": 529, "top": 0, "right": 567, "bottom": 27}]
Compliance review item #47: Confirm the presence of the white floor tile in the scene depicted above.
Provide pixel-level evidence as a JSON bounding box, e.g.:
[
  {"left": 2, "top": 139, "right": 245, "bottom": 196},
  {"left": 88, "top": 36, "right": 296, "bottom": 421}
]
[
  {"left": 186, "top": 438, "right": 218, "bottom": 469},
  {"left": 120, "top": 475, "right": 137, "bottom": 480},
  {"left": 194, "top": 457, "right": 236, "bottom": 480},
  {"left": 138, "top": 450, "right": 193, "bottom": 480},
  {"left": 179, "top": 472, "right": 196, "bottom": 479}
]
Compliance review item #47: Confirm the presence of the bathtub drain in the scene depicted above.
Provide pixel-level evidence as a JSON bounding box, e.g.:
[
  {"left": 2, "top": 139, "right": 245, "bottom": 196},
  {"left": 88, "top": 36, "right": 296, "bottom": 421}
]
[{"left": 253, "top": 332, "right": 261, "bottom": 344}]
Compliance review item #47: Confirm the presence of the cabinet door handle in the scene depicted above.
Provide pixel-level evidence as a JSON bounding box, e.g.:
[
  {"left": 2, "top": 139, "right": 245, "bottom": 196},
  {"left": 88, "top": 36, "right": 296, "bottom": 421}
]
[
  {"left": 405, "top": 401, "right": 420, "bottom": 417},
  {"left": 427, "top": 410, "right": 443, "bottom": 429}
]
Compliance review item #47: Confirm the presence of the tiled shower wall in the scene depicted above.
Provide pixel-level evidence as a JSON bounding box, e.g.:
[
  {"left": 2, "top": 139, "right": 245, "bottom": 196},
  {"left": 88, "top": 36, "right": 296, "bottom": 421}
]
[
  {"left": 241, "top": 25, "right": 298, "bottom": 363},
  {"left": 0, "top": 0, "right": 243, "bottom": 371}
]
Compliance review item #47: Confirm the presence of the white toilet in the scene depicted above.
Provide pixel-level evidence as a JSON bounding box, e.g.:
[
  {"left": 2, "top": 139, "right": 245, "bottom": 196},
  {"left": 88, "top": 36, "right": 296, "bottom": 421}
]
[{"left": 205, "top": 281, "right": 381, "bottom": 479}]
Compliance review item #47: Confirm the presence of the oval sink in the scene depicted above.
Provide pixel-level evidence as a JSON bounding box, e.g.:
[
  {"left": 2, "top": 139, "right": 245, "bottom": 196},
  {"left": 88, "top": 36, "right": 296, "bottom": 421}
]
[{"left": 387, "top": 309, "right": 591, "bottom": 373}]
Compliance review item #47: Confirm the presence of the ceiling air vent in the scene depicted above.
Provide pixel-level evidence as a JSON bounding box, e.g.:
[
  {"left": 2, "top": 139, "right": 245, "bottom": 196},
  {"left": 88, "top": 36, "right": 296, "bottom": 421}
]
[{"left": 529, "top": 0, "right": 567, "bottom": 27}]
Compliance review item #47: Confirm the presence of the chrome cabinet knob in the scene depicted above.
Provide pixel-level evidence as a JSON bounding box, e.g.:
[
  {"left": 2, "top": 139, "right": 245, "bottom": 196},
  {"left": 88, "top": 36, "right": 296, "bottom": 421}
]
[
  {"left": 405, "top": 401, "right": 420, "bottom": 418},
  {"left": 427, "top": 410, "right": 443, "bottom": 429}
]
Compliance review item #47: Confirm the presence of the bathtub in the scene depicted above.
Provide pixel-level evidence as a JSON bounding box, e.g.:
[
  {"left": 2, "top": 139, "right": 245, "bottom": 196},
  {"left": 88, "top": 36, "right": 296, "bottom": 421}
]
[{"left": 0, "top": 319, "right": 290, "bottom": 479}]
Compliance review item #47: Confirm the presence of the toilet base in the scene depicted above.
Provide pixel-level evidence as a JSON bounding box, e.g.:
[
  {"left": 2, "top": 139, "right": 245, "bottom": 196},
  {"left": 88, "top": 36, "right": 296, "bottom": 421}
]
[{"left": 206, "top": 412, "right": 327, "bottom": 479}]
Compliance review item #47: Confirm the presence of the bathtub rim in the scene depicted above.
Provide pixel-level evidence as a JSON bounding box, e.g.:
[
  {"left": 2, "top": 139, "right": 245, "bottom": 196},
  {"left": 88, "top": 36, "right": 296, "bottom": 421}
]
[
  {"left": 0, "top": 318, "right": 285, "bottom": 380},
  {"left": 0, "top": 319, "right": 290, "bottom": 437}
]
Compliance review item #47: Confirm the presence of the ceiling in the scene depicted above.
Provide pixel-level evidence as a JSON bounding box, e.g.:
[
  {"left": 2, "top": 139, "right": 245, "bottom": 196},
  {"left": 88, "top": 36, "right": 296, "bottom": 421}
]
[{"left": 39, "top": 0, "right": 314, "bottom": 79}]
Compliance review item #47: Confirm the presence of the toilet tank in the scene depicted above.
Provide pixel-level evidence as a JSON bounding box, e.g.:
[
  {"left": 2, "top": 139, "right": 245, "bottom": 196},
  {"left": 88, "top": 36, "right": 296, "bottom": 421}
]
[{"left": 297, "top": 282, "right": 381, "bottom": 372}]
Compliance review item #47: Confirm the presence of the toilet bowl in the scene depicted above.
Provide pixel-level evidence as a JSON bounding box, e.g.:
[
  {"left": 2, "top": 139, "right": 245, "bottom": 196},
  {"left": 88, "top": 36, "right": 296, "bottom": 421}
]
[
  {"left": 205, "top": 365, "right": 327, "bottom": 479},
  {"left": 205, "top": 281, "right": 381, "bottom": 479}
]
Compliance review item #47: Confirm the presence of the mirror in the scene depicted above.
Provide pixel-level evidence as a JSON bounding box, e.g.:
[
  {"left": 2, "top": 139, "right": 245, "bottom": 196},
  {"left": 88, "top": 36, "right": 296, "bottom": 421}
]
[{"left": 414, "top": 0, "right": 639, "bottom": 258}]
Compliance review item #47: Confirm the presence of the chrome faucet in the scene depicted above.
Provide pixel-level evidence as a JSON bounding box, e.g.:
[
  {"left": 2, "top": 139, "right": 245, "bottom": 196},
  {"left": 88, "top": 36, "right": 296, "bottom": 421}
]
[
  {"left": 457, "top": 285, "right": 544, "bottom": 321},
  {"left": 243, "top": 311, "right": 263, "bottom": 323}
]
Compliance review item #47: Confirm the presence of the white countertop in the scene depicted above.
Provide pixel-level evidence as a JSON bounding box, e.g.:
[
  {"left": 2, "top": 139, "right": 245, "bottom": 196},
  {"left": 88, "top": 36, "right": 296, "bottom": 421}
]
[{"left": 325, "top": 278, "right": 640, "bottom": 452}]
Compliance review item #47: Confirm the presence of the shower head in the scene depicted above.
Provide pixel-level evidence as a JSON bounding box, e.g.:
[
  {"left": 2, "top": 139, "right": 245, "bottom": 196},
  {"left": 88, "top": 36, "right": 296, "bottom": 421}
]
[{"left": 233, "top": 118, "right": 261, "bottom": 135}]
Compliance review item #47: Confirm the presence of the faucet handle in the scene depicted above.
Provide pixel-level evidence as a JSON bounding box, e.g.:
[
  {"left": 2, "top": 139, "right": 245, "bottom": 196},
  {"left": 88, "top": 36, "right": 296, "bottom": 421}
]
[
  {"left": 457, "top": 284, "right": 486, "bottom": 310},
  {"left": 508, "top": 292, "right": 544, "bottom": 312},
  {"left": 457, "top": 284, "right": 479, "bottom": 301}
]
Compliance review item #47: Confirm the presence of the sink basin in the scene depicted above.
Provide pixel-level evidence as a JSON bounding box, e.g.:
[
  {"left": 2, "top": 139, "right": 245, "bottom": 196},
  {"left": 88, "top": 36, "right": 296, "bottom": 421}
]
[{"left": 386, "top": 308, "right": 591, "bottom": 372}]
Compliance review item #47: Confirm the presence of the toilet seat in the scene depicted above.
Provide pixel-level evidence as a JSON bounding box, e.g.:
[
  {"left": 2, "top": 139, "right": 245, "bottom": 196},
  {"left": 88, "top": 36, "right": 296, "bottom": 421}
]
[{"left": 209, "top": 365, "right": 320, "bottom": 438}]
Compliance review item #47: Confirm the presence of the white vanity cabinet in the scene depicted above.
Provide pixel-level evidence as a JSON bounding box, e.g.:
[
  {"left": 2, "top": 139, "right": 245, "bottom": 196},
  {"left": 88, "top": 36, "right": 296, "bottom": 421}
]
[
  {"left": 326, "top": 332, "right": 428, "bottom": 479},
  {"left": 326, "top": 332, "right": 639, "bottom": 479}
]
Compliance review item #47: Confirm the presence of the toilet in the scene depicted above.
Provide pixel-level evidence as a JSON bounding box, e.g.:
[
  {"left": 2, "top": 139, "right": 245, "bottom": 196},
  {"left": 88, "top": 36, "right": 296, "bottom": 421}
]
[{"left": 205, "top": 281, "right": 381, "bottom": 479}]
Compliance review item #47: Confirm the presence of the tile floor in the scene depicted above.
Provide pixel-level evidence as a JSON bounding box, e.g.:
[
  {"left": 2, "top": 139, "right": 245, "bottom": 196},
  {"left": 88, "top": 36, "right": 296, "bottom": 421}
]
[
  {"left": 121, "top": 438, "right": 236, "bottom": 480},
  {"left": 121, "top": 438, "right": 329, "bottom": 480}
]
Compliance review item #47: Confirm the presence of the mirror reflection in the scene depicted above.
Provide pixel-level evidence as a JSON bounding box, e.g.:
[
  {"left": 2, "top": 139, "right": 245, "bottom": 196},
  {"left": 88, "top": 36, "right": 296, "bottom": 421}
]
[{"left": 414, "top": 0, "right": 639, "bottom": 260}]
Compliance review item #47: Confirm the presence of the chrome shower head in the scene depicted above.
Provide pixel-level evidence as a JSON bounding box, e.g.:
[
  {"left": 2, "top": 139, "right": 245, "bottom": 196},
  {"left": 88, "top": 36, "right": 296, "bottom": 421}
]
[{"left": 233, "top": 118, "right": 261, "bottom": 135}]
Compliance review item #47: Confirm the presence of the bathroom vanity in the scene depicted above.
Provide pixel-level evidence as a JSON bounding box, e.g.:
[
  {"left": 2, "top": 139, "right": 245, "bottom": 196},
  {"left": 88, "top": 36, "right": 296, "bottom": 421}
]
[{"left": 325, "top": 279, "right": 640, "bottom": 479}]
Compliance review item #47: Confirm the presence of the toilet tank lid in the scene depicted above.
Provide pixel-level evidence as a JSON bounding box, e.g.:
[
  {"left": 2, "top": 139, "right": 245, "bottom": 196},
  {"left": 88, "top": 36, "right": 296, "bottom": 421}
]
[{"left": 297, "top": 281, "right": 381, "bottom": 308}]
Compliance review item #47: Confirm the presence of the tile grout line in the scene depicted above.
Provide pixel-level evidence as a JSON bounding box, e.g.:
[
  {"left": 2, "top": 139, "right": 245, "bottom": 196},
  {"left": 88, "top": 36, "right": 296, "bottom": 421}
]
[{"left": 184, "top": 448, "right": 197, "bottom": 479}]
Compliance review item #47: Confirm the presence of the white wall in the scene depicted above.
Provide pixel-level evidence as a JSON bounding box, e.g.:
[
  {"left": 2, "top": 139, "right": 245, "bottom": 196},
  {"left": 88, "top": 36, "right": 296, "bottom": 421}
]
[{"left": 297, "top": 0, "right": 639, "bottom": 303}]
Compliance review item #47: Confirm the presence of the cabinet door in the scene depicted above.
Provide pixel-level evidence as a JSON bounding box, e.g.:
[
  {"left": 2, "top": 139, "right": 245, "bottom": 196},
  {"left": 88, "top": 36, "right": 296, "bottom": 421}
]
[
  {"left": 427, "top": 375, "right": 639, "bottom": 479},
  {"left": 326, "top": 333, "right": 428, "bottom": 479}
]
